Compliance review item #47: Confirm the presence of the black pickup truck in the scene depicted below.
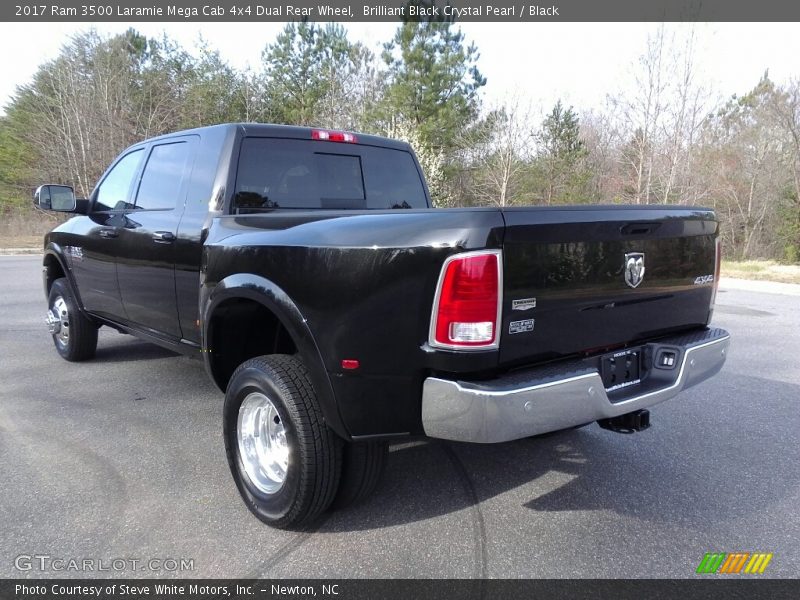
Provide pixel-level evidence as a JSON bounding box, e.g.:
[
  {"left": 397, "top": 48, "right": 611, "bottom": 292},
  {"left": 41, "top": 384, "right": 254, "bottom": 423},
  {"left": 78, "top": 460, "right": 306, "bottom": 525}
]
[{"left": 35, "top": 123, "right": 729, "bottom": 528}]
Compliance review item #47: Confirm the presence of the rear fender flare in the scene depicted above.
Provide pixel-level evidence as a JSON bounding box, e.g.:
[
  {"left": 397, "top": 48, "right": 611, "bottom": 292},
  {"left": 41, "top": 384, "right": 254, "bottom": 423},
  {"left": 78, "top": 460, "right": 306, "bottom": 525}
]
[{"left": 202, "top": 273, "right": 350, "bottom": 440}]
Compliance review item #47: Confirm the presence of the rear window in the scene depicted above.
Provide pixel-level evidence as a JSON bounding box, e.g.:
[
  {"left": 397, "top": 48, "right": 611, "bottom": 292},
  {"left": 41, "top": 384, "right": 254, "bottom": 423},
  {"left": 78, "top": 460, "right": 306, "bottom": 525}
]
[{"left": 233, "top": 138, "right": 428, "bottom": 212}]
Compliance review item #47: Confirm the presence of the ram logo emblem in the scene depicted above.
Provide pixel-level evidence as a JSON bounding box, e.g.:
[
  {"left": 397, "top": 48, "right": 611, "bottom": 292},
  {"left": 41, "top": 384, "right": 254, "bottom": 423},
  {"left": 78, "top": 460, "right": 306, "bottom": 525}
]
[{"left": 624, "top": 252, "right": 645, "bottom": 288}]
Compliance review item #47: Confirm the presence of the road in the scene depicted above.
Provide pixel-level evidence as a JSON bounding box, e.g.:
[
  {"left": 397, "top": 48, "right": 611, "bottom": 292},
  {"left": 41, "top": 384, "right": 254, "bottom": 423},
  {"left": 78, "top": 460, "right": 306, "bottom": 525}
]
[{"left": 1, "top": 255, "right": 798, "bottom": 578}]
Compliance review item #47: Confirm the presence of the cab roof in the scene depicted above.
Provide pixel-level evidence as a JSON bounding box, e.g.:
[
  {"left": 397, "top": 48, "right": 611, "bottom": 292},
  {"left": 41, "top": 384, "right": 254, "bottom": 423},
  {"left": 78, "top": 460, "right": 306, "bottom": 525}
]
[{"left": 142, "top": 123, "right": 412, "bottom": 152}]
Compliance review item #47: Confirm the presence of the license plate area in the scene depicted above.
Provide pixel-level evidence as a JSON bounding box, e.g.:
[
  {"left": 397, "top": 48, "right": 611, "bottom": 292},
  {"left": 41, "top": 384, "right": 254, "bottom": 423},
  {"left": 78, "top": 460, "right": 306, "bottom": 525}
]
[{"left": 600, "top": 348, "right": 642, "bottom": 393}]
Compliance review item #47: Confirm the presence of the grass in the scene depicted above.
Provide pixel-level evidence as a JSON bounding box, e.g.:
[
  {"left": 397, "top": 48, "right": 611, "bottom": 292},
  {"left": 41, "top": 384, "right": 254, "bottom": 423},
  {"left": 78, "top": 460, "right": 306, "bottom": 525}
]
[
  {"left": 0, "top": 209, "right": 65, "bottom": 250},
  {"left": 721, "top": 260, "right": 800, "bottom": 284}
]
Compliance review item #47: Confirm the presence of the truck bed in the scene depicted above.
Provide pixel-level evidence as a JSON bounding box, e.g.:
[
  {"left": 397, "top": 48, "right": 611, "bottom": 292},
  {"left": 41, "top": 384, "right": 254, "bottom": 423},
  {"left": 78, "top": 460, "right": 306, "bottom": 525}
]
[{"left": 204, "top": 204, "right": 719, "bottom": 437}]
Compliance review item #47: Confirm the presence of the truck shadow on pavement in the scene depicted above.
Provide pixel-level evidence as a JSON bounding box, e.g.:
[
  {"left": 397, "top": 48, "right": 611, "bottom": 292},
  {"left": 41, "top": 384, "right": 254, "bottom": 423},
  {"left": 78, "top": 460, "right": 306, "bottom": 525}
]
[
  {"left": 65, "top": 336, "right": 799, "bottom": 541},
  {"left": 319, "top": 374, "right": 800, "bottom": 535},
  {"left": 92, "top": 338, "right": 180, "bottom": 363}
]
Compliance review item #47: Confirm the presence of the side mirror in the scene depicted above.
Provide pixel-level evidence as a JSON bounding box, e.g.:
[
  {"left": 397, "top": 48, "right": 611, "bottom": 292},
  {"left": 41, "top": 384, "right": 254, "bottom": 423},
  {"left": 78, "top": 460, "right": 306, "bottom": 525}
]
[{"left": 34, "top": 184, "right": 77, "bottom": 212}]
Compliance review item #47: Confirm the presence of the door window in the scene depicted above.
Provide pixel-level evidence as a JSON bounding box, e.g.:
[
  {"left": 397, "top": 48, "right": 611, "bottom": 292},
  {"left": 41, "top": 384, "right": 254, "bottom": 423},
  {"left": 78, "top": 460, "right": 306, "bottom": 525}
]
[
  {"left": 94, "top": 149, "right": 144, "bottom": 211},
  {"left": 134, "top": 141, "right": 191, "bottom": 211}
]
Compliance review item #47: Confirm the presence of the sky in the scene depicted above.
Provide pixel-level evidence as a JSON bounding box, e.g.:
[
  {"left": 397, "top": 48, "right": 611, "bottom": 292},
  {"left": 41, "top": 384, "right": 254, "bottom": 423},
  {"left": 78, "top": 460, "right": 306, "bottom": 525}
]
[{"left": 0, "top": 22, "right": 798, "bottom": 117}]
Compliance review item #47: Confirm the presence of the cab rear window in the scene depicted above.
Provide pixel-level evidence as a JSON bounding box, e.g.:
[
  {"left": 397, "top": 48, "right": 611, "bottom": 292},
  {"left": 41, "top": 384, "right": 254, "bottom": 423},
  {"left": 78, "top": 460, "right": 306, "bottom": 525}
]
[{"left": 233, "top": 138, "right": 428, "bottom": 212}]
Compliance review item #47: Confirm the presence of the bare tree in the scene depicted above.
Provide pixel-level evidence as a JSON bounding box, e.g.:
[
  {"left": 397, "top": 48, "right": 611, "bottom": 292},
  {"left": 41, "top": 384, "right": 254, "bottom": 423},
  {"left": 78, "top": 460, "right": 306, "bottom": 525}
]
[
  {"left": 611, "top": 25, "right": 669, "bottom": 204},
  {"left": 696, "top": 76, "right": 789, "bottom": 259},
  {"left": 468, "top": 96, "right": 535, "bottom": 206},
  {"left": 657, "top": 28, "right": 711, "bottom": 204},
  {"left": 580, "top": 108, "right": 624, "bottom": 201}
]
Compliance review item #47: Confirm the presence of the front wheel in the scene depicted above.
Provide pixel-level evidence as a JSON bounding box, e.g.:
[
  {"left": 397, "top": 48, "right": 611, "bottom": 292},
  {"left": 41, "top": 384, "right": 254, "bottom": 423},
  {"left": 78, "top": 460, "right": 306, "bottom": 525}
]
[
  {"left": 47, "top": 278, "right": 98, "bottom": 361},
  {"left": 223, "top": 355, "right": 342, "bottom": 529}
]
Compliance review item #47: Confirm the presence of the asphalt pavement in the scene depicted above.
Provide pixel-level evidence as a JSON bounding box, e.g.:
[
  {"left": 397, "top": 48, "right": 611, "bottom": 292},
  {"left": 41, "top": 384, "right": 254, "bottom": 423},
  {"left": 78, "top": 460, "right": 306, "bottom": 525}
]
[{"left": 1, "top": 255, "right": 798, "bottom": 578}]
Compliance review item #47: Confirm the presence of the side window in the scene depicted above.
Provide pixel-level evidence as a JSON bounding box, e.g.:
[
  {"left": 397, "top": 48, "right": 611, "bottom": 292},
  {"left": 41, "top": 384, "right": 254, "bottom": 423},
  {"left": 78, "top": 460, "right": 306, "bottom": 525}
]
[
  {"left": 94, "top": 149, "right": 144, "bottom": 211},
  {"left": 134, "top": 141, "right": 190, "bottom": 211}
]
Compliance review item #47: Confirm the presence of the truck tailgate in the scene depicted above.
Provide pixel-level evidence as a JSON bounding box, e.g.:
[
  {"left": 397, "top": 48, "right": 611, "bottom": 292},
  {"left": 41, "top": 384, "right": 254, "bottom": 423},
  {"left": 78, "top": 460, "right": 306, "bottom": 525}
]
[{"left": 499, "top": 206, "right": 718, "bottom": 367}]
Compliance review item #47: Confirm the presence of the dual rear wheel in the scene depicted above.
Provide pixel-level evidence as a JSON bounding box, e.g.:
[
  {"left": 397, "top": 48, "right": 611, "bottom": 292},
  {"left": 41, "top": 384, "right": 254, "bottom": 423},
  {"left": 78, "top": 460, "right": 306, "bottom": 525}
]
[{"left": 223, "top": 355, "right": 386, "bottom": 528}]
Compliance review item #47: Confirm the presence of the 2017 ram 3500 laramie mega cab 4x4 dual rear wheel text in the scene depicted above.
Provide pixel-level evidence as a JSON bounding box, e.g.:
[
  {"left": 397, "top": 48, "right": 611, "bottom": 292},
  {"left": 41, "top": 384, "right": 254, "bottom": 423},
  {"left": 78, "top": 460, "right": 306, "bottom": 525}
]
[{"left": 36, "top": 124, "right": 730, "bottom": 528}]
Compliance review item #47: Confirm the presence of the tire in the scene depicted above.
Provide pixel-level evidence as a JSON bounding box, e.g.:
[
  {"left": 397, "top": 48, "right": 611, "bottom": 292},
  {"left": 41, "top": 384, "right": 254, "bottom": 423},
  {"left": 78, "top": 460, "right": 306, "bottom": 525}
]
[
  {"left": 332, "top": 441, "right": 387, "bottom": 509},
  {"left": 223, "top": 354, "right": 342, "bottom": 529},
  {"left": 47, "top": 278, "right": 98, "bottom": 361}
]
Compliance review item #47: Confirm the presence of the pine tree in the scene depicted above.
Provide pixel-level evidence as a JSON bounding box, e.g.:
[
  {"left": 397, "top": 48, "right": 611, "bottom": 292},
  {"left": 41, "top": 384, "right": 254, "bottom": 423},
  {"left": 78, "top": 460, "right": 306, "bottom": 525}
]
[
  {"left": 379, "top": 17, "right": 486, "bottom": 154},
  {"left": 534, "top": 101, "right": 589, "bottom": 203},
  {"left": 261, "top": 22, "right": 370, "bottom": 128}
]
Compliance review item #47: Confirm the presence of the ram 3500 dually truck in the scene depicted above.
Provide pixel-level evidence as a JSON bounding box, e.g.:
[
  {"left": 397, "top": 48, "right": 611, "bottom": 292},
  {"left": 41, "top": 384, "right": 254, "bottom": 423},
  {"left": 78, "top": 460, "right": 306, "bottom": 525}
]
[{"left": 35, "top": 123, "right": 729, "bottom": 528}]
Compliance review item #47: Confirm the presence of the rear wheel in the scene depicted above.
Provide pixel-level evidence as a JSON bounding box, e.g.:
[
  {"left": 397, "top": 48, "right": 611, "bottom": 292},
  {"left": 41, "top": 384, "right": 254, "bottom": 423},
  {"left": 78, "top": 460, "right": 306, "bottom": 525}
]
[
  {"left": 47, "top": 278, "right": 98, "bottom": 361},
  {"left": 333, "top": 441, "right": 387, "bottom": 508},
  {"left": 224, "top": 355, "right": 342, "bottom": 528}
]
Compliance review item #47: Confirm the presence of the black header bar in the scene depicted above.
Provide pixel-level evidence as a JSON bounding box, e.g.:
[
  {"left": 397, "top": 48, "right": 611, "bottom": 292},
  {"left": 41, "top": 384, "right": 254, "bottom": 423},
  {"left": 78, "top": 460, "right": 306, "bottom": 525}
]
[
  {"left": 2, "top": 579, "right": 800, "bottom": 600},
  {"left": 4, "top": 0, "right": 800, "bottom": 22}
]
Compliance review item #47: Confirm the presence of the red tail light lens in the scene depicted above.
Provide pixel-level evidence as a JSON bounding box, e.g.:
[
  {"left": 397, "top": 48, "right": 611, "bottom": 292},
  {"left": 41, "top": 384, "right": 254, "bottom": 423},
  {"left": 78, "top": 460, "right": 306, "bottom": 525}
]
[
  {"left": 430, "top": 250, "right": 502, "bottom": 350},
  {"left": 311, "top": 129, "right": 358, "bottom": 143},
  {"left": 711, "top": 238, "right": 722, "bottom": 308}
]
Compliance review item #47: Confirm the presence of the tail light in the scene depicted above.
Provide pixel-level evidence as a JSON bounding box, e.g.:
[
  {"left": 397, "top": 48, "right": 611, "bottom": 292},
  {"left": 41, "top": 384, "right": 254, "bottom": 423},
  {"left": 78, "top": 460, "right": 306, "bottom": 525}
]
[
  {"left": 711, "top": 237, "right": 721, "bottom": 308},
  {"left": 311, "top": 129, "right": 358, "bottom": 143},
  {"left": 429, "top": 250, "right": 502, "bottom": 350}
]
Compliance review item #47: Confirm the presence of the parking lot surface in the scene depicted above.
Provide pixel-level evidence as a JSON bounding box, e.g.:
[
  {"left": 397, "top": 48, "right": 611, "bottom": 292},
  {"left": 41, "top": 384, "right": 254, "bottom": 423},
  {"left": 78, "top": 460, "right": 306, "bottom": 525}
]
[{"left": 1, "top": 255, "right": 798, "bottom": 578}]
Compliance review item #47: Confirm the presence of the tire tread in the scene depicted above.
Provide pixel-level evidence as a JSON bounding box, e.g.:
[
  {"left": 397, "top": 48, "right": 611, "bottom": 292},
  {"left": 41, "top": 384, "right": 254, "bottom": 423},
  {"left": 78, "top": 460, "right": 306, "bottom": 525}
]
[
  {"left": 333, "top": 440, "right": 387, "bottom": 509},
  {"left": 227, "top": 354, "right": 341, "bottom": 528}
]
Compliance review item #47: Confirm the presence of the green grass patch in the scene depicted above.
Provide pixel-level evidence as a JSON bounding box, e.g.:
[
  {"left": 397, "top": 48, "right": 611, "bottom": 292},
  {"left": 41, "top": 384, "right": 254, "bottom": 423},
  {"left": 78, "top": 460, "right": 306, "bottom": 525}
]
[{"left": 722, "top": 260, "right": 800, "bottom": 284}]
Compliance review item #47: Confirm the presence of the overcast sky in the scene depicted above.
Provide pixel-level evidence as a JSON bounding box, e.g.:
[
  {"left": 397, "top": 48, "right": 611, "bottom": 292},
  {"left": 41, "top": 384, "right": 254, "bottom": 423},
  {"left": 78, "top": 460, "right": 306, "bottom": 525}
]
[{"left": 1, "top": 22, "right": 798, "bottom": 117}]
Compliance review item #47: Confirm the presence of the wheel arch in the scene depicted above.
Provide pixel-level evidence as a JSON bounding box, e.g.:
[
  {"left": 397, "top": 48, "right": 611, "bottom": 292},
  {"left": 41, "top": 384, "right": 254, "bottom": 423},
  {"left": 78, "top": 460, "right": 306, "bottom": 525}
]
[
  {"left": 202, "top": 273, "right": 350, "bottom": 441},
  {"left": 43, "top": 243, "right": 85, "bottom": 310}
]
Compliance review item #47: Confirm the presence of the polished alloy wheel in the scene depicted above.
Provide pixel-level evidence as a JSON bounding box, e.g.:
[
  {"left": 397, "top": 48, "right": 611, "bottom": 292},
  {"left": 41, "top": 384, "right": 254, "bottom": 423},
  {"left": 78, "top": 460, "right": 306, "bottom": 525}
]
[
  {"left": 237, "top": 392, "right": 289, "bottom": 495},
  {"left": 47, "top": 296, "right": 70, "bottom": 347}
]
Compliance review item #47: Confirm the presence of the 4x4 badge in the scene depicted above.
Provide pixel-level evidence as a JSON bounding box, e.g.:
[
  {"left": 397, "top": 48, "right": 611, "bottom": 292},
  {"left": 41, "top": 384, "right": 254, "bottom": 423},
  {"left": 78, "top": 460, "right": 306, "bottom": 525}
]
[{"left": 624, "top": 252, "right": 645, "bottom": 288}]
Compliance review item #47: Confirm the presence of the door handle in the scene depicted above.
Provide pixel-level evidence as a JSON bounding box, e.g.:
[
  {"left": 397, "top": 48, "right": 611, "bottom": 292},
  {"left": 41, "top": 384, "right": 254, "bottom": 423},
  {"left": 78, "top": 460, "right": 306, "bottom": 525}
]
[
  {"left": 152, "top": 231, "right": 176, "bottom": 243},
  {"left": 98, "top": 227, "right": 118, "bottom": 239}
]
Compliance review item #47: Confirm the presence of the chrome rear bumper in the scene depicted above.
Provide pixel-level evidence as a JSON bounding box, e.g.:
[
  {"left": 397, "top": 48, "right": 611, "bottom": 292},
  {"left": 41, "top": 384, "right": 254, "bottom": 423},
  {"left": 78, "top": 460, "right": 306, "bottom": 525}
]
[{"left": 422, "top": 328, "right": 730, "bottom": 443}]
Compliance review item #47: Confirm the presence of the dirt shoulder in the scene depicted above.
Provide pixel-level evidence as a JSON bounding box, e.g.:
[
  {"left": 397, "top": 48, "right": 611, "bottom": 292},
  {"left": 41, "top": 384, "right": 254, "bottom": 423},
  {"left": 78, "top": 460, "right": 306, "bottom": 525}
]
[
  {"left": 721, "top": 260, "right": 800, "bottom": 284},
  {"left": 0, "top": 236, "right": 44, "bottom": 254}
]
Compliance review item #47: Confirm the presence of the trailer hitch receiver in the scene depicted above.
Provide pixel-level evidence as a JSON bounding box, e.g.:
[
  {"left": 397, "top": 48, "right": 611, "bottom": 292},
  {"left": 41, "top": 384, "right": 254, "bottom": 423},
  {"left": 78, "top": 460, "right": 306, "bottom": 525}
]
[{"left": 598, "top": 409, "right": 651, "bottom": 434}]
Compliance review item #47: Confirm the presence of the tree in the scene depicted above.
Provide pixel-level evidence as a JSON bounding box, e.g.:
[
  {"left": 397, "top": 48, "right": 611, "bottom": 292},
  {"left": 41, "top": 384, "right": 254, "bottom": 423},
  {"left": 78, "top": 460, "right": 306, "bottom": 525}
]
[
  {"left": 9, "top": 29, "right": 148, "bottom": 196},
  {"left": 179, "top": 38, "right": 247, "bottom": 128},
  {"left": 579, "top": 108, "right": 624, "bottom": 202},
  {"left": 379, "top": 16, "right": 486, "bottom": 154},
  {"left": 770, "top": 78, "right": 800, "bottom": 261},
  {"left": 261, "top": 22, "right": 372, "bottom": 128},
  {"left": 388, "top": 120, "right": 452, "bottom": 206},
  {"left": 657, "top": 29, "right": 710, "bottom": 205},
  {"left": 532, "top": 100, "right": 589, "bottom": 204},
  {"left": 697, "top": 75, "right": 789, "bottom": 260},
  {"left": 2, "top": 28, "right": 249, "bottom": 202},
  {"left": 467, "top": 97, "right": 534, "bottom": 206},
  {"left": 611, "top": 26, "right": 667, "bottom": 204},
  {"left": 0, "top": 115, "right": 38, "bottom": 210}
]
